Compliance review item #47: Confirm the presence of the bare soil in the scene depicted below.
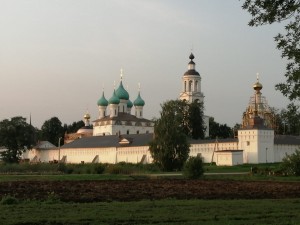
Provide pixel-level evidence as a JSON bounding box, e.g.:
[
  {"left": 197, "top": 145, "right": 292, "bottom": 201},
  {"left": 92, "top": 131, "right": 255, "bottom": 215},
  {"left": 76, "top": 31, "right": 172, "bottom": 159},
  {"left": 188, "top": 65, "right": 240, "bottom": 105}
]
[{"left": 1, "top": 179, "right": 300, "bottom": 202}]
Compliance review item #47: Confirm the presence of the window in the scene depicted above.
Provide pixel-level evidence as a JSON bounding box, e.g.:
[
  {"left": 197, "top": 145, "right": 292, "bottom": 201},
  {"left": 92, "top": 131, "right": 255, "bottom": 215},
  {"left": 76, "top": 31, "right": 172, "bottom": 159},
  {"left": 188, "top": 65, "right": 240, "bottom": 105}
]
[
  {"left": 189, "top": 80, "right": 192, "bottom": 91},
  {"left": 127, "top": 130, "right": 129, "bottom": 134},
  {"left": 137, "top": 130, "right": 139, "bottom": 134}
]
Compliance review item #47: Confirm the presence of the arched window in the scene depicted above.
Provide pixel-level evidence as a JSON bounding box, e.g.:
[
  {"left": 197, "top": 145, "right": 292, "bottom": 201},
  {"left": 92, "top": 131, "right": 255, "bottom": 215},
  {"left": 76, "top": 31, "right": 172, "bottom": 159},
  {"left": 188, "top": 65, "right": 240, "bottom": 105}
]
[
  {"left": 195, "top": 81, "right": 198, "bottom": 91},
  {"left": 184, "top": 81, "right": 187, "bottom": 92},
  {"left": 189, "top": 80, "right": 192, "bottom": 92}
]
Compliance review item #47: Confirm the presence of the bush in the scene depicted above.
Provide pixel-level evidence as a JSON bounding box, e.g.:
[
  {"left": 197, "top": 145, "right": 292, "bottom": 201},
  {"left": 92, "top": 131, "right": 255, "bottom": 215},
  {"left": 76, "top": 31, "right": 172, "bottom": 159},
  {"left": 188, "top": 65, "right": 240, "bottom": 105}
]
[
  {"left": 280, "top": 149, "right": 300, "bottom": 176},
  {"left": 0, "top": 195, "right": 19, "bottom": 205},
  {"left": 93, "top": 163, "right": 105, "bottom": 174},
  {"left": 183, "top": 156, "right": 204, "bottom": 179}
]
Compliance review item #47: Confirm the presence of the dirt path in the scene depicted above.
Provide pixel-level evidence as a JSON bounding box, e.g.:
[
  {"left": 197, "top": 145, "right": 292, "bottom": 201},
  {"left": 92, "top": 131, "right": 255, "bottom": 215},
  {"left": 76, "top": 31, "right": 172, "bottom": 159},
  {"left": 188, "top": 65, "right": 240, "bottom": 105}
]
[{"left": 1, "top": 179, "right": 300, "bottom": 202}]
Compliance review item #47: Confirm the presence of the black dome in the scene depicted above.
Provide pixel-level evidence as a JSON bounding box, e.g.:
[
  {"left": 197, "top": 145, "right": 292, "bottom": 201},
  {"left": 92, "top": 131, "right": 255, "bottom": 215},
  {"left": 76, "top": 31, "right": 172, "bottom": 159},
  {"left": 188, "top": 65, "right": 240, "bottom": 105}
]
[{"left": 184, "top": 69, "right": 200, "bottom": 76}]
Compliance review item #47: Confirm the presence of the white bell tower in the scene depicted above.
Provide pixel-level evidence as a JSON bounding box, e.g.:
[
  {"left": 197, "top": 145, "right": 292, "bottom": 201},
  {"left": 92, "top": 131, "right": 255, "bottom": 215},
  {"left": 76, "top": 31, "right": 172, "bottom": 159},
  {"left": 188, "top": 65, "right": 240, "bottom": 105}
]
[{"left": 179, "top": 53, "right": 204, "bottom": 103}]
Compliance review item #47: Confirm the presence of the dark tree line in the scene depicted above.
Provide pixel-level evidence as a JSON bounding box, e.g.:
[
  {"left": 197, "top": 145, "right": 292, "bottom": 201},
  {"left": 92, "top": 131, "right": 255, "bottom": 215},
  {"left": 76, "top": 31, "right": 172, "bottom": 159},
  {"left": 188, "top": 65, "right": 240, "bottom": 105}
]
[{"left": 0, "top": 116, "right": 85, "bottom": 163}]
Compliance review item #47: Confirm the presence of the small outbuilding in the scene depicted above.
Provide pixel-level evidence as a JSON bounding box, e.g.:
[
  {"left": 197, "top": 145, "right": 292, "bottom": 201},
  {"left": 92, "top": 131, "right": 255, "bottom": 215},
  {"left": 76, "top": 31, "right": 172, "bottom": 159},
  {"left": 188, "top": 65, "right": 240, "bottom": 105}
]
[{"left": 215, "top": 150, "right": 243, "bottom": 166}]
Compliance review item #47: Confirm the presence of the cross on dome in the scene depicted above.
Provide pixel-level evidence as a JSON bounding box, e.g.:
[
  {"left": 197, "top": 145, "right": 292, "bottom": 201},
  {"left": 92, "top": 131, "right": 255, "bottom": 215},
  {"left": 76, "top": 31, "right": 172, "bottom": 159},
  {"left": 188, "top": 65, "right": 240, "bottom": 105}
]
[{"left": 120, "top": 68, "right": 123, "bottom": 80}]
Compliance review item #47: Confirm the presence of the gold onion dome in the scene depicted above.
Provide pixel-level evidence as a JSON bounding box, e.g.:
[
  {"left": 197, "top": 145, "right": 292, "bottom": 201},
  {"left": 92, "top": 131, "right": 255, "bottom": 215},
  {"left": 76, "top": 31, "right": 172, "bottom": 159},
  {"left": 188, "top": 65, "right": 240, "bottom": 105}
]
[
  {"left": 253, "top": 80, "right": 263, "bottom": 91},
  {"left": 84, "top": 113, "right": 90, "bottom": 120}
]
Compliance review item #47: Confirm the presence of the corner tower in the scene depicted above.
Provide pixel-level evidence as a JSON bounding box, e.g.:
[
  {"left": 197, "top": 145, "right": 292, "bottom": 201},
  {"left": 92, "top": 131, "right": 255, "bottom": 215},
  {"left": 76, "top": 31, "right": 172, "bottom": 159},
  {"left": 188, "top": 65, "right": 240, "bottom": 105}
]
[{"left": 179, "top": 53, "right": 204, "bottom": 103}]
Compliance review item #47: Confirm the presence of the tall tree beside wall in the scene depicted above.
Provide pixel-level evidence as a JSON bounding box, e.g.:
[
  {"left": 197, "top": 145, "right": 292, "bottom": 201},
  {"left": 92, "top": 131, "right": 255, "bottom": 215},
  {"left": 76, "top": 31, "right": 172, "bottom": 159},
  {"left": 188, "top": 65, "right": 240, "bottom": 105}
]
[
  {"left": 41, "top": 117, "right": 64, "bottom": 146},
  {"left": 187, "top": 101, "right": 205, "bottom": 139},
  {"left": 280, "top": 103, "right": 300, "bottom": 135},
  {"left": 0, "top": 117, "right": 36, "bottom": 163},
  {"left": 149, "top": 100, "right": 190, "bottom": 171},
  {"left": 209, "top": 117, "right": 233, "bottom": 139}
]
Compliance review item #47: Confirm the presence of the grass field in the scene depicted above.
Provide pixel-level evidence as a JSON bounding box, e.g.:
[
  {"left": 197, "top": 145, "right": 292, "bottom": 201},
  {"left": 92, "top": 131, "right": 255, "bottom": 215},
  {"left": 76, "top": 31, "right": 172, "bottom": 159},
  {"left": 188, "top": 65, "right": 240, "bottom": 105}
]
[{"left": 1, "top": 198, "right": 300, "bottom": 225}]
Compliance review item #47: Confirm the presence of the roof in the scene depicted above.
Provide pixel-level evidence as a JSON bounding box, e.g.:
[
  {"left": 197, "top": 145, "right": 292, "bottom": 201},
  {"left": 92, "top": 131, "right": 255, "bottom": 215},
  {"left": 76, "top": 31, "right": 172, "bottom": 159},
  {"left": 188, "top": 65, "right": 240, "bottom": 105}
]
[
  {"left": 108, "top": 90, "right": 120, "bottom": 104},
  {"left": 115, "top": 81, "right": 129, "bottom": 100},
  {"left": 97, "top": 92, "right": 109, "bottom": 106},
  {"left": 93, "top": 112, "right": 153, "bottom": 123},
  {"left": 274, "top": 135, "right": 300, "bottom": 145},
  {"left": 61, "top": 133, "right": 154, "bottom": 149},
  {"left": 184, "top": 69, "right": 200, "bottom": 76},
  {"left": 133, "top": 92, "right": 145, "bottom": 106},
  {"left": 188, "top": 138, "right": 238, "bottom": 144}
]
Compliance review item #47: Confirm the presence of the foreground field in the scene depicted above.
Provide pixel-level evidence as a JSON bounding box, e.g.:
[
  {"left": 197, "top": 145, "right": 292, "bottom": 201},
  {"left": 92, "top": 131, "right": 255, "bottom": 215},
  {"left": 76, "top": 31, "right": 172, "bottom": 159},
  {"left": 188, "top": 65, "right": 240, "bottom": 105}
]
[
  {"left": 1, "top": 179, "right": 300, "bottom": 202},
  {"left": 1, "top": 198, "right": 300, "bottom": 225},
  {"left": 1, "top": 177, "right": 300, "bottom": 224}
]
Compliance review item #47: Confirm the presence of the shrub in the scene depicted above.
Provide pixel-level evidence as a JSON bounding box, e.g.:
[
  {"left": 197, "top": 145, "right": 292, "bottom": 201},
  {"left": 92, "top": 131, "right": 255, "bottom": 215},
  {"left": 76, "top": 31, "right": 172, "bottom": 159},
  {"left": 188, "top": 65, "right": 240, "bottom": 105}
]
[
  {"left": 280, "top": 149, "right": 300, "bottom": 176},
  {"left": 0, "top": 195, "right": 19, "bottom": 205},
  {"left": 93, "top": 163, "right": 105, "bottom": 174},
  {"left": 183, "top": 156, "right": 204, "bottom": 179}
]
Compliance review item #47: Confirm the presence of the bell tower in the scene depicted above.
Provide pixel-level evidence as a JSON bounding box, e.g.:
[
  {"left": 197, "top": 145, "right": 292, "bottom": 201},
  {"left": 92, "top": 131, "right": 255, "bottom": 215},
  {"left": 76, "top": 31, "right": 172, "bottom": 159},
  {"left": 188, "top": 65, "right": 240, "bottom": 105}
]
[{"left": 179, "top": 53, "right": 204, "bottom": 103}]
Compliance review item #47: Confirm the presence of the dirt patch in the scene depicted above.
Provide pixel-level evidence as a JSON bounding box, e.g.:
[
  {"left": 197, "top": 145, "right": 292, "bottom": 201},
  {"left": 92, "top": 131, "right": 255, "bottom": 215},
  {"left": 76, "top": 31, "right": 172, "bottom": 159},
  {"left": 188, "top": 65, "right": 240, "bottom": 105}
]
[{"left": 1, "top": 179, "right": 300, "bottom": 202}]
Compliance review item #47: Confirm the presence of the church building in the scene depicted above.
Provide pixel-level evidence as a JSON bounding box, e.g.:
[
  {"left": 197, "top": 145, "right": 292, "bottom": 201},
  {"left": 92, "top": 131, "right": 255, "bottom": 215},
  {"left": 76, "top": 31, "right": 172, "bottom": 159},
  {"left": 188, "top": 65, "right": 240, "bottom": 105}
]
[
  {"left": 92, "top": 71, "right": 154, "bottom": 136},
  {"left": 22, "top": 53, "right": 300, "bottom": 165}
]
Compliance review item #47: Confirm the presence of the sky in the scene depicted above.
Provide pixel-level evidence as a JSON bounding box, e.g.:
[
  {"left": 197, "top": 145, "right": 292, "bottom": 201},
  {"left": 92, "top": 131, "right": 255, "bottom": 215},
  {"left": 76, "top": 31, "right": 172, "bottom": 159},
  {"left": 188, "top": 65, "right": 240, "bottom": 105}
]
[{"left": 0, "top": 0, "right": 290, "bottom": 129}]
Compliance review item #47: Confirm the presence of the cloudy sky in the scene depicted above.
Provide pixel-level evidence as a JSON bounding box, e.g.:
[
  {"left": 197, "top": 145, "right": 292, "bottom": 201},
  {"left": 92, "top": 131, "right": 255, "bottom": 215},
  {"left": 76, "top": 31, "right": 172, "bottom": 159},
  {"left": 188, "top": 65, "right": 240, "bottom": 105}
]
[{"left": 0, "top": 0, "right": 290, "bottom": 128}]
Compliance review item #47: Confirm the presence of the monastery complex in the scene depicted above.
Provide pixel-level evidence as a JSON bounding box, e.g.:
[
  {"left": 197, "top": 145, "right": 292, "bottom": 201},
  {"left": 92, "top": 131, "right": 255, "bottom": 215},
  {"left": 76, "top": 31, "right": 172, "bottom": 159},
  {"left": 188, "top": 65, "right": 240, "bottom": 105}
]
[{"left": 23, "top": 53, "right": 300, "bottom": 166}]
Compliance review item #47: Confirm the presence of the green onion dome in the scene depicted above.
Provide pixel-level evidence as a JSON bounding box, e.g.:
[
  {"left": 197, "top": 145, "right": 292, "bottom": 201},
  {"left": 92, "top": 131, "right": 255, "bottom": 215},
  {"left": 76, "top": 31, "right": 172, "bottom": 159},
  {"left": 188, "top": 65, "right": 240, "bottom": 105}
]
[
  {"left": 115, "top": 81, "right": 129, "bottom": 100},
  {"left": 109, "top": 90, "right": 120, "bottom": 105},
  {"left": 133, "top": 92, "right": 145, "bottom": 106},
  {"left": 127, "top": 99, "right": 133, "bottom": 108},
  {"left": 97, "top": 92, "right": 108, "bottom": 106}
]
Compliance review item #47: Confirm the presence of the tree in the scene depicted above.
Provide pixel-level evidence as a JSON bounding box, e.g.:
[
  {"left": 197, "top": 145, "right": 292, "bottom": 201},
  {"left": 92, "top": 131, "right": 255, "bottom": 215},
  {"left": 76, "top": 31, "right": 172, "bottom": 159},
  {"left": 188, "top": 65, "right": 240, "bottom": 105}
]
[
  {"left": 209, "top": 117, "right": 233, "bottom": 139},
  {"left": 187, "top": 101, "right": 205, "bottom": 139},
  {"left": 63, "top": 120, "right": 85, "bottom": 134},
  {"left": 41, "top": 117, "right": 64, "bottom": 146},
  {"left": 0, "top": 117, "right": 36, "bottom": 163},
  {"left": 279, "top": 103, "right": 300, "bottom": 135},
  {"left": 149, "top": 100, "right": 190, "bottom": 171},
  {"left": 281, "top": 149, "right": 300, "bottom": 176},
  {"left": 242, "top": 0, "right": 300, "bottom": 101},
  {"left": 183, "top": 156, "right": 204, "bottom": 179}
]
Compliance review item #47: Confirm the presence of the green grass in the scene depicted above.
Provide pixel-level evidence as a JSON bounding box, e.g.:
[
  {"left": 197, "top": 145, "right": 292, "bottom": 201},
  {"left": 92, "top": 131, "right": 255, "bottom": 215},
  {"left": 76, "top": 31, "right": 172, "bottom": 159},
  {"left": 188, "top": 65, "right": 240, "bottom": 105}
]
[
  {"left": 204, "top": 163, "right": 281, "bottom": 173},
  {"left": 0, "top": 174, "right": 133, "bottom": 182},
  {"left": 0, "top": 198, "right": 300, "bottom": 224}
]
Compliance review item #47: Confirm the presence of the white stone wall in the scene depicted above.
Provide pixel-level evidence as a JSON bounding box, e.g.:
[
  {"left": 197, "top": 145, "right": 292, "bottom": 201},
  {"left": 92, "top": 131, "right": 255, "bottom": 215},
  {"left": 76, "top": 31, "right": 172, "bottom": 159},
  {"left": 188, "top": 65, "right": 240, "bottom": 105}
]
[
  {"left": 189, "top": 141, "right": 238, "bottom": 163},
  {"left": 274, "top": 144, "right": 300, "bottom": 162},
  {"left": 22, "top": 135, "right": 300, "bottom": 165}
]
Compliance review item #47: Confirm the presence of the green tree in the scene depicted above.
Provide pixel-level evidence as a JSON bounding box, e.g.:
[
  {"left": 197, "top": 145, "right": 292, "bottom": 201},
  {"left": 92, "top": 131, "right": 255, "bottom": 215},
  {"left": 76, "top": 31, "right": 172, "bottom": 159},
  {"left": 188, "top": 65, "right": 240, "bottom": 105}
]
[
  {"left": 183, "top": 156, "right": 204, "bottom": 179},
  {"left": 209, "top": 117, "right": 233, "bottom": 139},
  {"left": 149, "top": 100, "right": 190, "bottom": 171},
  {"left": 281, "top": 149, "right": 300, "bottom": 176},
  {"left": 187, "top": 101, "right": 205, "bottom": 139},
  {"left": 242, "top": 0, "right": 300, "bottom": 100},
  {"left": 279, "top": 103, "right": 300, "bottom": 135},
  {"left": 41, "top": 117, "right": 64, "bottom": 146},
  {"left": 63, "top": 120, "right": 85, "bottom": 134},
  {"left": 0, "top": 117, "right": 36, "bottom": 163}
]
